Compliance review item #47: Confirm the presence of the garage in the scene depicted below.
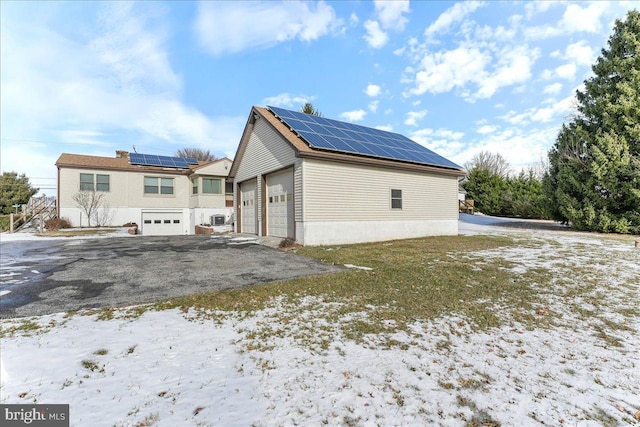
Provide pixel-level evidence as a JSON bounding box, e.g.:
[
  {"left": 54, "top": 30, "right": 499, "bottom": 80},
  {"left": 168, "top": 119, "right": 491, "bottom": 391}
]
[
  {"left": 240, "top": 179, "right": 257, "bottom": 234},
  {"left": 267, "top": 168, "right": 294, "bottom": 238},
  {"left": 141, "top": 211, "right": 183, "bottom": 236}
]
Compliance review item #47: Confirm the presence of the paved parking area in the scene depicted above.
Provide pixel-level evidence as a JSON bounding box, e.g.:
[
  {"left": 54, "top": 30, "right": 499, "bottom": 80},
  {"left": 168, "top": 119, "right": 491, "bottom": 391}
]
[{"left": 0, "top": 235, "right": 342, "bottom": 319}]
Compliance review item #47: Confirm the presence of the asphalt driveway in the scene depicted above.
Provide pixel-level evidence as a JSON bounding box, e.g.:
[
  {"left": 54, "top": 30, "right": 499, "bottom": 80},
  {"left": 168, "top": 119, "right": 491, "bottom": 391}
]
[{"left": 0, "top": 235, "right": 342, "bottom": 319}]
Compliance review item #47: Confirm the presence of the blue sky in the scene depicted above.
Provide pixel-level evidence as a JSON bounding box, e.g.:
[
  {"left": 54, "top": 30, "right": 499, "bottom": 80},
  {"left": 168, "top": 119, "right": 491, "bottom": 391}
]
[{"left": 1, "top": 1, "right": 635, "bottom": 195}]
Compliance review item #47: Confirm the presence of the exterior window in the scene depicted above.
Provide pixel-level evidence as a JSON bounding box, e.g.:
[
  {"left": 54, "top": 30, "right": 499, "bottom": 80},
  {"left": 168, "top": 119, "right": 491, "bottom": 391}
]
[
  {"left": 391, "top": 189, "right": 402, "bottom": 209},
  {"left": 225, "top": 182, "right": 233, "bottom": 194},
  {"left": 203, "top": 178, "right": 222, "bottom": 194},
  {"left": 144, "top": 177, "right": 174, "bottom": 195},
  {"left": 192, "top": 178, "right": 198, "bottom": 195},
  {"left": 80, "top": 173, "right": 94, "bottom": 191},
  {"left": 161, "top": 178, "right": 174, "bottom": 194},
  {"left": 144, "top": 177, "right": 158, "bottom": 194},
  {"left": 96, "top": 174, "right": 110, "bottom": 192}
]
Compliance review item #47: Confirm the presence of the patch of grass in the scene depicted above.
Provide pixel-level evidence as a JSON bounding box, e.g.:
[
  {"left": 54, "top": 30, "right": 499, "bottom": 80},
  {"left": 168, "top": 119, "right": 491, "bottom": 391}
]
[
  {"left": 0, "top": 319, "right": 43, "bottom": 338},
  {"left": 148, "top": 235, "right": 562, "bottom": 348},
  {"left": 81, "top": 359, "right": 105, "bottom": 373},
  {"left": 93, "top": 348, "right": 108, "bottom": 356}
]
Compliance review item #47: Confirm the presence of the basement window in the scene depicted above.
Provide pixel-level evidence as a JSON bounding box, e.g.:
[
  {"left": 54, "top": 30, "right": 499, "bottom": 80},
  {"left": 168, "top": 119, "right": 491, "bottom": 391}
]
[{"left": 391, "top": 189, "right": 403, "bottom": 209}]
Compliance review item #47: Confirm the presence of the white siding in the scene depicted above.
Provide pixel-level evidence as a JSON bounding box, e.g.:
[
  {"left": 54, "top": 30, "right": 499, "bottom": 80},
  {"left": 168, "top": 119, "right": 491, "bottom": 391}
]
[
  {"left": 294, "top": 160, "right": 302, "bottom": 222},
  {"left": 233, "top": 118, "right": 298, "bottom": 235},
  {"left": 58, "top": 166, "right": 228, "bottom": 229},
  {"left": 234, "top": 118, "right": 297, "bottom": 183},
  {"left": 302, "top": 158, "right": 458, "bottom": 222},
  {"left": 297, "top": 158, "right": 459, "bottom": 245}
]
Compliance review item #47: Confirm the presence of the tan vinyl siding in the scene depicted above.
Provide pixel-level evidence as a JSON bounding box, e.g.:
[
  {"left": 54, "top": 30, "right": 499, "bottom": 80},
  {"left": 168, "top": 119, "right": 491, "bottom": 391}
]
[
  {"left": 294, "top": 160, "right": 302, "bottom": 222},
  {"left": 58, "top": 167, "right": 191, "bottom": 210},
  {"left": 302, "top": 158, "right": 458, "bottom": 222},
  {"left": 234, "top": 118, "right": 297, "bottom": 183}
]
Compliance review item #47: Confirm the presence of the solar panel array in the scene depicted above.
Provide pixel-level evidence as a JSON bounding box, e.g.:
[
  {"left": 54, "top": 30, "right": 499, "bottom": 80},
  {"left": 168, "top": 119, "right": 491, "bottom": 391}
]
[
  {"left": 129, "top": 153, "right": 192, "bottom": 168},
  {"left": 184, "top": 157, "right": 199, "bottom": 165},
  {"left": 267, "top": 106, "right": 462, "bottom": 170}
]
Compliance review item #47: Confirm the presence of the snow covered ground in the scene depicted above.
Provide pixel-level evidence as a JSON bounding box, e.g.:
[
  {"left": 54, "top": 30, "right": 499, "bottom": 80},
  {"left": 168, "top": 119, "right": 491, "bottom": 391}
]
[{"left": 1, "top": 221, "right": 639, "bottom": 426}]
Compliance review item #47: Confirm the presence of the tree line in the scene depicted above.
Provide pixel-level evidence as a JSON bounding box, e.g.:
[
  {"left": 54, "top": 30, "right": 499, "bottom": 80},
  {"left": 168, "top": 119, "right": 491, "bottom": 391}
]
[{"left": 464, "top": 10, "right": 639, "bottom": 234}]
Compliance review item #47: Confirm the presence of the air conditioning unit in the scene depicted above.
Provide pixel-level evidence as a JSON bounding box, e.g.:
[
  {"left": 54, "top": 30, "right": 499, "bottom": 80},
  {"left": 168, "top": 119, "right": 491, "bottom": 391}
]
[{"left": 210, "top": 215, "right": 226, "bottom": 226}]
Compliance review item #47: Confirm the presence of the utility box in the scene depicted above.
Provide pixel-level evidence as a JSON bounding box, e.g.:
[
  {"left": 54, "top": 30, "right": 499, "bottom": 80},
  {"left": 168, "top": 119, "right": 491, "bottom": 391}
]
[{"left": 211, "top": 215, "right": 226, "bottom": 226}]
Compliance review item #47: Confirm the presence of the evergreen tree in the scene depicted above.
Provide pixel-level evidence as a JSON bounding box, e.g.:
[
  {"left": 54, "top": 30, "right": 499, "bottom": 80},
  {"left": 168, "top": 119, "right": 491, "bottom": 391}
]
[
  {"left": 546, "top": 10, "right": 640, "bottom": 233},
  {"left": 463, "top": 168, "right": 508, "bottom": 216},
  {"left": 301, "top": 102, "right": 323, "bottom": 117},
  {"left": 0, "top": 172, "right": 39, "bottom": 214}
]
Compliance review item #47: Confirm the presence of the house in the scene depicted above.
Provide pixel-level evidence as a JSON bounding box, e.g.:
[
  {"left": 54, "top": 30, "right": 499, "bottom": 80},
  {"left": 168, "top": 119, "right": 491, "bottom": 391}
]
[
  {"left": 56, "top": 151, "right": 233, "bottom": 235},
  {"left": 228, "top": 106, "right": 466, "bottom": 246}
]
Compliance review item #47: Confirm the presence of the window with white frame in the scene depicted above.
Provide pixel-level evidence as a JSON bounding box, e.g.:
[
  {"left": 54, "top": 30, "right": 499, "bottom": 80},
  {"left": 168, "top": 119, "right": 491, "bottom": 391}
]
[
  {"left": 80, "top": 173, "right": 94, "bottom": 191},
  {"left": 96, "top": 174, "right": 110, "bottom": 191},
  {"left": 391, "top": 189, "right": 402, "bottom": 209},
  {"left": 144, "top": 177, "right": 174, "bottom": 195},
  {"left": 202, "top": 178, "right": 222, "bottom": 194},
  {"left": 80, "top": 173, "right": 109, "bottom": 191},
  {"left": 192, "top": 178, "right": 198, "bottom": 195}
]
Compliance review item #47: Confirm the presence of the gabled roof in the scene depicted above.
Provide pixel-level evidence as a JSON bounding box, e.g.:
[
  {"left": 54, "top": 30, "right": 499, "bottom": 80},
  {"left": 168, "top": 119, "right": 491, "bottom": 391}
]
[
  {"left": 56, "top": 152, "right": 228, "bottom": 176},
  {"left": 229, "top": 106, "right": 465, "bottom": 178}
]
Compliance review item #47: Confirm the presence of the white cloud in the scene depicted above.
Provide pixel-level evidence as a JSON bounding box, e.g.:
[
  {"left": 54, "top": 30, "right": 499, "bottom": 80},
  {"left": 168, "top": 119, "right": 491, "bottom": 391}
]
[
  {"left": 555, "top": 63, "right": 577, "bottom": 80},
  {"left": 262, "top": 93, "right": 312, "bottom": 108},
  {"left": 194, "top": 1, "right": 341, "bottom": 55},
  {"left": 543, "top": 83, "right": 563, "bottom": 95},
  {"left": 524, "top": 1, "right": 559, "bottom": 19},
  {"left": 365, "top": 84, "right": 381, "bottom": 97},
  {"left": 0, "top": 2, "right": 245, "bottom": 193},
  {"left": 410, "top": 128, "right": 465, "bottom": 160},
  {"left": 374, "top": 0, "right": 410, "bottom": 31},
  {"left": 406, "top": 45, "right": 491, "bottom": 96},
  {"left": 375, "top": 124, "right": 393, "bottom": 132},
  {"left": 564, "top": 40, "right": 596, "bottom": 66},
  {"left": 349, "top": 12, "right": 359, "bottom": 26},
  {"left": 424, "top": 1, "right": 484, "bottom": 38},
  {"left": 340, "top": 109, "right": 366, "bottom": 122},
  {"left": 363, "top": 20, "right": 388, "bottom": 48},
  {"left": 368, "top": 100, "right": 380, "bottom": 113},
  {"left": 475, "top": 45, "right": 540, "bottom": 99},
  {"left": 525, "top": 2, "right": 609, "bottom": 39},
  {"left": 404, "top": 110, "right": 428, "bottom": 126},
  {"left": 529, "top": 95, "right": 575, "bottom": 123},
  {"left": 499, "top": 94, "right": 575, "bottom": 125},
  {"left": 477, "top": 125, "right": 497, "bottom": 135},
  {"left": 561, "top": 3, "right": 608, "bottom": 33}
]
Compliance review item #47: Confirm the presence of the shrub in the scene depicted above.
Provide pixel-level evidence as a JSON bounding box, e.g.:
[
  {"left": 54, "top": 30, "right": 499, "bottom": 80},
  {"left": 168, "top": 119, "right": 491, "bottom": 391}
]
[
  {"left": 279, "top": 237, "right": 297, "bottom": 249},
  {"left": 45, "top": 217, "right": 72, "bottom": 231},
  {"left": 0, "top": 215, "right": 9, "bottom": 232}
]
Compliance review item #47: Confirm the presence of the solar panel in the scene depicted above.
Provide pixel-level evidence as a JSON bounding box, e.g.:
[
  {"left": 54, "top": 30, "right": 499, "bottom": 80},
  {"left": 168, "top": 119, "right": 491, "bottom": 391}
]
[
  {"left": 128, "top": 153, "right": 192, "bottom": 169},
  {"left": 267, "top": 105, "right": 463, "bottom": 170},
  {"left": 184, "top": 157, "right": 199, "bottom": 165}
]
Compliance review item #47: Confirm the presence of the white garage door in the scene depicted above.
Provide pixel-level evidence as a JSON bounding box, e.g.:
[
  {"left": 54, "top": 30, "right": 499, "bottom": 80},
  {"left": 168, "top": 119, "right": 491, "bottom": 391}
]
[
  {"left": 267, "top": 169, "right": 294, "bottom": 238},
  {"left": 241, "top": 180, "right": 257, "bottom": 234},
  {"left": 142, "top": 211, "right": 183, "bottom": 236}
]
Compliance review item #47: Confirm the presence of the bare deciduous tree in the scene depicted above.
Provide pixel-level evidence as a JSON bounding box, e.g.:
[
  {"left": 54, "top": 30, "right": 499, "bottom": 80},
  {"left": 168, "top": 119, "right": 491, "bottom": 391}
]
[
  {"left": 72, "top": 190, "right": 105, "bottom": 227},
  {"left": 464, "top": 151, "right": 512, "bottom": 178},
  {"left": 175, "top": 148, "right": 217, "bottom": 162}
]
